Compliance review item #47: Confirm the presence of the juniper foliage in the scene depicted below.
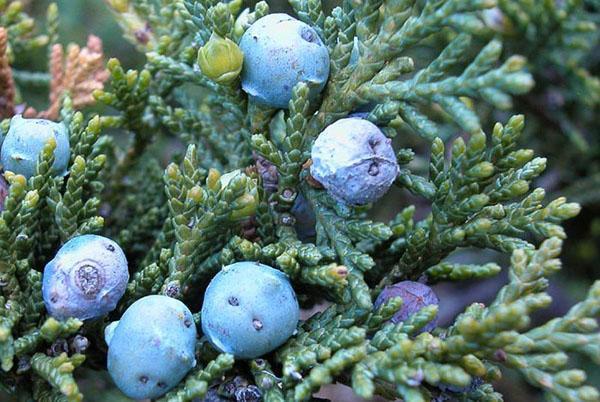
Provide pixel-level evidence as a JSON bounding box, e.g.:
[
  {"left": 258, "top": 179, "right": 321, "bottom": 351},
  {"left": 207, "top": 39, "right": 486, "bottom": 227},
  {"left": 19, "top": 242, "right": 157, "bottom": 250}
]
[{"left": 0, "top": 0, "right": 598, "bottom": 401}]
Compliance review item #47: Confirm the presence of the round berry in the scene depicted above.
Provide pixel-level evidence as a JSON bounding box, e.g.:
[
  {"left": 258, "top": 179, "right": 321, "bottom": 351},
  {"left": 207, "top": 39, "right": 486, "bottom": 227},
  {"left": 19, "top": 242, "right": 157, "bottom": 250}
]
[
  {"left": 1, "top": 115, "right": 70, "bottom": 179},
  {"left": 374, "top": 281, "right": 439, "bottom": 333},
  {"left": 106, "top": 295, "right": 197, "bottom": 400},
  {"left": 310, "top": 117, "right": 399, "bottom": 205},
  {"left": 42, "top": 235, "right": 129, "bottom": 321},
  {"left": 239, "top": 13, "right": 330, "bottom": 108},
  {"left": 201, "top": 262, "right": 299, "bottom": 359}
]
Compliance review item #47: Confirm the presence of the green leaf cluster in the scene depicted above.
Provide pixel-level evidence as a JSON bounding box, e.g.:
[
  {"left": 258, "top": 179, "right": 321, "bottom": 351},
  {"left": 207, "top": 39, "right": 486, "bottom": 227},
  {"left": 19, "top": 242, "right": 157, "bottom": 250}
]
[{"left": 0, "top": 0, "right": 598, "bottom": 401}]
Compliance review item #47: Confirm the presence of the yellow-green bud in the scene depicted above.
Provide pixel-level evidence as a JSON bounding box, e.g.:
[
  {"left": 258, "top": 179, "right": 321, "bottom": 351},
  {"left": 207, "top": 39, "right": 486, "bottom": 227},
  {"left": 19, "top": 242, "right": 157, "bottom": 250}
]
[{"left": 198, "top": 33, "right": 244, "bottom": 84}]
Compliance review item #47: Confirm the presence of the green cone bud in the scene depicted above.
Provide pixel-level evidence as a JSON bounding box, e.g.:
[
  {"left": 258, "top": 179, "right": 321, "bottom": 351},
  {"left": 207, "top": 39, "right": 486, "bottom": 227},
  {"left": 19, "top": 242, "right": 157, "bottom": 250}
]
[{"left": 198, "top": 33, "right": 244, "bottom": 84}]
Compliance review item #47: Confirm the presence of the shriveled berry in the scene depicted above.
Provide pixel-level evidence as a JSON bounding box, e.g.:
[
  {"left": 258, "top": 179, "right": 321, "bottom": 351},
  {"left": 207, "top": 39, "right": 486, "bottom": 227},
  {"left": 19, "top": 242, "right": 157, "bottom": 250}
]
[
  {"left": 201, "top": 262, "right": 299, "bottom": 359},
  {"left": 255, "top": 155, "right": 278, "bottom": 194},
  {"left": 239, "top": 14, "right": 330, "bottom": 108},
  {"left": 69, "top": 334, "right": 89, "bottom": 354},
  {"left": 42, "top": 235, "right": 129, "bottom": 321},
  {"left": 374, "top": 281, "right": 439, "bottom": 333},
  {"left": 310, "top": 118, "right": 399, "bottom": 205},
  {"left": 1, "top": 115, "right": 70, "bottom": 179},
  {"left": 48, "top": 338, "right": 69, "bottom": 357},
  {"left": 106, "top": 295, "right": 197, "bottom": 400},
  {"left": 235, "top": 385, "right": 261, "bottom": 402}
]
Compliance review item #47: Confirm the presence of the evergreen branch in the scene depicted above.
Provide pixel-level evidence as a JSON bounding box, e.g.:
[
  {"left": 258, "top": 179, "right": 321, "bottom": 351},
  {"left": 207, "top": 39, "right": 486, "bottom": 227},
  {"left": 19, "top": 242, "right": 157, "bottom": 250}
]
[
  {"left": 157, "top": 353, "right": 235, "bottom": 402},
  {"left": 31, "top": 353, "right": 85, "bottom": 402}
]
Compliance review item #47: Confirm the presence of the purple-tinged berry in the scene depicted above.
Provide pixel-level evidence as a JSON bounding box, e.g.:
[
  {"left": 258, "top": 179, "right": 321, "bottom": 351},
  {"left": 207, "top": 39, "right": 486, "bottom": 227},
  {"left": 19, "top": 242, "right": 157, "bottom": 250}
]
[
  {"left": 310, "top": 118, "right": 399, "bottom": 205},
  {"left": 106, "top": 295, "right": 197, "bottom": 400},
  {"left": 255, "top": 155, "right": 278, "bottom": 194},
  {"left": 1, "top": 115, "right": 70, "bottom": 179},
  {"left": 374, "top": 281, "right": 439, "bottom": 333},
  {"left": 239, "top": 14, "right": 330, "bottom": 108},
  {"left": 42, "top": 235, "right": 129, "bottom": 321},
  {"left": 201, "top": 262, "right": 299, "bottom": 359}
]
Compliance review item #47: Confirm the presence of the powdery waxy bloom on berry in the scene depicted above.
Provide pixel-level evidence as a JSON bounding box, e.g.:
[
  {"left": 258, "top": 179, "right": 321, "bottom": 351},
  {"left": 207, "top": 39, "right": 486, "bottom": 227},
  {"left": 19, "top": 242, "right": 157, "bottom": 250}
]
[
  {"left": 310, "top": 118, "right": 399, "bottom": 205},
  {"left": 198, "top": 33, "right": 244, "bottom": 84},
  {"left": 201, "top": 262, "right": 299, "bottom": 359},
  {"left": 42, "top": 235, "right": 129, "bottom": 321},
  {"left": 106, "top": 295, "right": 197, "bottom": 400},
  {"left": 239, "top": 13, "right": 330, "bottom": 109},
  {"left": 374, "top": 281, "right": 440, "bottom": 333},
  {"left": 1, "top": 115, "right": 70, "bottom": 179}
]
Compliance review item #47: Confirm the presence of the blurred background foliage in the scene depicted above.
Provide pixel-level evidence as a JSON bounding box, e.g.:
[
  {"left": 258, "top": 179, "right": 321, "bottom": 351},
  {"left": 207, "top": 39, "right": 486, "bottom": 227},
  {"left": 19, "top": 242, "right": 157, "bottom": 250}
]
[{"left": 2, "top": 0, "right": 599, "bottom": 401}]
